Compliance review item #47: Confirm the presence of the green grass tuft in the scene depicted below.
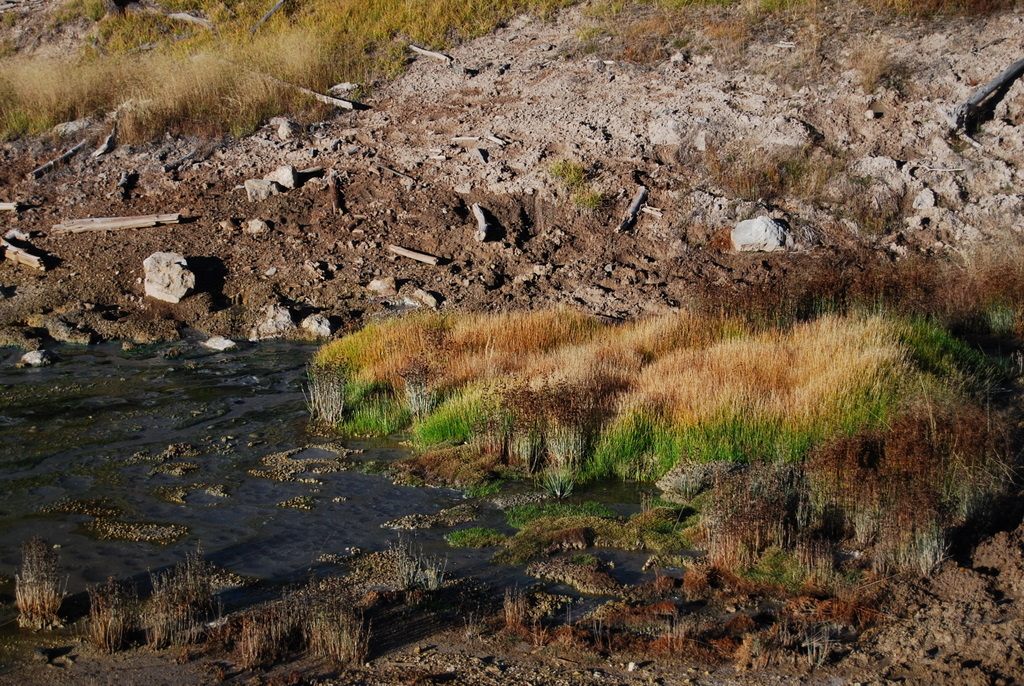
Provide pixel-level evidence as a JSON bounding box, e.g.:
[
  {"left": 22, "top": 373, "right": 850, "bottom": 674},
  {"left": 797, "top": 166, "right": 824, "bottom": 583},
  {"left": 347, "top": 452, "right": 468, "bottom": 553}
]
[
  {"left": 444, "top": 527, "right": 506, "bottom": 548},
  {"left": 505, "top": 501, "right": 615, "bottom": 529}
]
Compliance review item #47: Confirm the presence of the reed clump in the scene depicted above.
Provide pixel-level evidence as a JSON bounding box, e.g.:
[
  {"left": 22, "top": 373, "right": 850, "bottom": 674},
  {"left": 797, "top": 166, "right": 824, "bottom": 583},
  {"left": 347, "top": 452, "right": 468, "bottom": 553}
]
[
  {"left": 144, "top": 546, "right": 215, "bottom": 648},
  {"left": 88, "top": 576, "right": 138, "bottom": 653},
  {"left": 15, "top": 537, "right": 65, "bottom": 630}
]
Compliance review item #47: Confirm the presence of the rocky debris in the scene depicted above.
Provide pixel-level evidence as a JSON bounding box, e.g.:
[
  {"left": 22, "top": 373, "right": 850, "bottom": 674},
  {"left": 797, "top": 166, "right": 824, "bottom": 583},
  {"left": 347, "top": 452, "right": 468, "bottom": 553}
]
[
  {"left": 244, "top": 178, "right": 282, "bottom": 202},
  {"left": 913, "top": 188, "right": 937, "bottom": 210},
  {"left": 367, "top": 277, "right": 398, "bottom": 296},
  {"left": 300, "top": 313, "right": 333, "bottom": 338},
  {"left": 270, "top": 117, "right": 302, "bottom": 141},
  {"left": 251, "top": 304, "right": 295, "bottom": 340},
  {"left": 19, "top": 349, "right": 55, "bottom": 366},
  {"left": 383, "top": 503, "right": 478, "bottom": 529},
  {"left": 526, "top": 558, "right": 623, "bottom": 596},
  {"left": 731, "top": 216, "right": 795, "bottom": 252},
  {"left": 202, "top": 335, "right": 236, "bottom": 351},
  {"left": 246, "top": 218, "right": 271, "bottom": 235},
  {"left": 247, "top": 445, "right": 355, "bottom": 483},
  {"left": 265, "top": 165, "right": 299, "bottom": 190},
  {"left": 143, "top": 252, "right": 195, "bottom": 303}
]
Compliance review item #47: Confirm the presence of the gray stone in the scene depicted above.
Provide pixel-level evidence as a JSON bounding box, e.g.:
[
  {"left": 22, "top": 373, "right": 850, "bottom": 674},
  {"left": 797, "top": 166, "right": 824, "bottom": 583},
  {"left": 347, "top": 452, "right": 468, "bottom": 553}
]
[
  {"left": 52, "top": 118, "right": 90, "bottom": 137},
  {"left": 300, "top": 313, "right": 333, "bottom": 338},
  {"left": 202, "top": 336, "right": 236, "bottom": 351},
  {"left": 251, "top": 305, "right": 296, "bottom": 340},
  {"left": 731, "top": 216, "right": 794, "bottom": 252},
  {"left": 648, "top": 115, "right": 683, "bottom": 146},
  {"left": 245, "top": 179, "right": 282, "bottom": 202},
  {"left": 265, "top": 165, "right": 299, "bottom": 190},
  {"left": 20, "top": 349, "right": 56, "bottom": 367},
  {"left": 366, "top": 277, "right": 397, "bottom": 296},
  {"left": 143, "top": 252, "right": 195, "bottom": 303},
  {"left": 41, "top": 316, "right": 92, "bottom": 345}
]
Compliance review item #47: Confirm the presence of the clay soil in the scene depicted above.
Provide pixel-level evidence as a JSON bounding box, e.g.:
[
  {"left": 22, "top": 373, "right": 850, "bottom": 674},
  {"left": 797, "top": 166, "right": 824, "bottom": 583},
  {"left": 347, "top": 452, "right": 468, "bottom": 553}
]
[{"left": 2, "top": 0, "right": 1024, "bottom": 684}]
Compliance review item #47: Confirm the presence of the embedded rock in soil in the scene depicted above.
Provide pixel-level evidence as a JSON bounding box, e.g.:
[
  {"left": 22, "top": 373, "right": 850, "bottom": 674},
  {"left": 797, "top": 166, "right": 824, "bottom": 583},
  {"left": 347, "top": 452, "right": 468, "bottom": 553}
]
[
  {"left": 271, "top": 117, "right": 302, "bottom": 141},
  {"left": 244, "top": 178, "right": 282, "bottom": 202},
  {"left": 367, "top": 277, "right": 398, "bottom": 296},
  {"left": 251, "top": 304, "right": 296, "bottom": 340},
  {"left": 143, "top": 252, "right": 195, "bottom": 303},
  {"left": 300, "top": 313, "right": 333, "bottom": 338},
  {"left": 731, "top": 216, "right": 795, "bottom": 252}
]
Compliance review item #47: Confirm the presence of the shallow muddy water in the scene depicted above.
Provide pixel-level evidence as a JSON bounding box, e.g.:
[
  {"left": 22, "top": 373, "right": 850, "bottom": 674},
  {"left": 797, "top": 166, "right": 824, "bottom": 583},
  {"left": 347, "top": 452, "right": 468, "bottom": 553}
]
[{"left": 0, "top": 339, "right": 659, "bottom": 631}]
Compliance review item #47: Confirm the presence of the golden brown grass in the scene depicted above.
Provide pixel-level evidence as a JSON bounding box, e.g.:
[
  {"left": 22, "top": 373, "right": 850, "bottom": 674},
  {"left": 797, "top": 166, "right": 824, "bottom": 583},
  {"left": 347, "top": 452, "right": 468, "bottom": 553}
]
[
  {"left": 15, "top": 537, "right": 65, "bottom": 630},
  {"left": 88, "top": 576, "right": 138, "bottom": 653}
]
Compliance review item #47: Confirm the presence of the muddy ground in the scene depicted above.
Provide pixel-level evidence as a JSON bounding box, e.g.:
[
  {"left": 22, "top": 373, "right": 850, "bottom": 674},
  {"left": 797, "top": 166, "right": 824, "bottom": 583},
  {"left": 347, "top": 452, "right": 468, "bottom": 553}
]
[{"left": 2, "top": 0, "right": 1024, "bottom": 683}]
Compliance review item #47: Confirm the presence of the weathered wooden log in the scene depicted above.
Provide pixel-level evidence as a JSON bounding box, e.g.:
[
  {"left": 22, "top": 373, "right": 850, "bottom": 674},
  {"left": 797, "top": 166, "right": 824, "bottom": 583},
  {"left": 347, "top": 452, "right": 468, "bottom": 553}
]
[
  {"left": 471, "top": 203, "right": 490, "bottom": 242},
  {"left": 327, "top": 175, "right": 344, "bottom": 215},
  {"left": 27, "top": 140, "right": 88, "bottom": 180},
  {"left": 162, "top": 150, "right": 197, "bottom": 173},
  {"left": 250, "top": 0, "right": 287, "bottom": 35},
  {"left": 0, "top": 238, "right": 45, "bottom": 271},
  {"left": 616, "top": 186, "right": 648, "bottom": 233},
  {"left": 950, "top": 56, "right": 1024, "bottom": 131},
  {"left": 167, "top": 12, "right": 213, "bottom": 30},
  {"left": 0, "top": 202, "right": 20, "bottom": 212},
  {"left": 409, "top": 44, "right": 452, "bottom": 63},
  {"left": 388, "top": 244, "right": 441, "bottom": 266},
  {"left": 92, "top": 128, "right": 117, "bottom": 157},
  {"left": 53, "top": 213, "right": 182, "bottom": 234}
]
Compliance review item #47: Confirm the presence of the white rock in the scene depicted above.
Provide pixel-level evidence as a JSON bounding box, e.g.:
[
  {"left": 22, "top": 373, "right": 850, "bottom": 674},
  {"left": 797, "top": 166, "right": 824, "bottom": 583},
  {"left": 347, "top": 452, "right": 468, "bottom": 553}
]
[
  {"left": 731, "top": 217, "right": 794, "bottom": 252},
  {"left": 202, "top": 336, "right": 236, "bottom": 351},
  {"left": 366, "top": 277, "right": 397, "bottom": 296},
  {"left": 143, "top": 252, "right": 195, "bottom": 303},
  {"left": 265, "top": 165, "right": 299, "bottom": 190},
  {"left": 252, "top": 305, "right": 296, "bottom": 340},
  {"left": 328, "top": 82, "right": 359, "bottom": 95},
  {"left": 246, "top": 219, "right": 271, "bottom": 235},
  {"left": 913, "top": 189, "right": 936, "bottom": 210},
  {"left": 270, "top": 118, "right": 302, "bottom": 141},
  {"left": 412, "top": 288, "right": 440, "bottom": 309},
  {"left": 244, "top": 179, "right": 282, "bottom": 202},
  {"left": 648, "top": 115, "right": 683, "bottom": 146},
  {"left": 20, "top": 350, "right": 56, "bottom": 367},
  {"left": 300, "top": 314, "right": 333, "bottom": 338}
]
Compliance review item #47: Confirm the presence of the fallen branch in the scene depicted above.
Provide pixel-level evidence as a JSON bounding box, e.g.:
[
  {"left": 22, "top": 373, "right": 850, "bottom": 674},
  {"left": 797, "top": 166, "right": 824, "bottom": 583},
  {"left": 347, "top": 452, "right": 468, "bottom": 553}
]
[
  {"left": 409, "top": 44, "right": 452, "bottom": 63},
  {"left": 1, "top": 237, "right": 46, "bottom": 271},
  {"left": 168, "top": 12, "right": 213, "bottom": 30},
  {"left": 378, "top": 164, "right": 414, "bottom": 181},
  {"left": 53, "top": 213, "right": 182, "bottom": 234},
  {"left": 266, "top": 74, "right": 357, "bottom": 110},
  {"left": 162, "top": 149, "right": 197, "bottom": 173},
  {"left": 27, "top": 140, "right": 88, "bottom": 180},
  {"left": 388, "top": 244, "right": 441, "bottom": 266},
  {"left": 327, "top": 175, "right": 344, "bottom": 215},
  {"left": 615, "top": 186, "right": 648, "bottom": 233},
  {"left": 93, "top": 128, "right": 117, "bottom": 157},
  {"left": 950, "top": 55, "right": 1024, "bottom": 131},
  {"left": 471, "top": 203, "right": 491, "bottom": 242},
  {"left": 250, "top": 0, "right": 286, "bottom": 35},
  {"left": 0, "top": 202, "right": 21, "bottom": 212}
]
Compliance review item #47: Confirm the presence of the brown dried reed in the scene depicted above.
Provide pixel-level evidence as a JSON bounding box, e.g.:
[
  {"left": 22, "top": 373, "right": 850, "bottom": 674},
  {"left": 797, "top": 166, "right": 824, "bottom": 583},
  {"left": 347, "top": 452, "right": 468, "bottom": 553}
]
[{"left": 15, "top": 537, "right": 65, "bottom": 630}]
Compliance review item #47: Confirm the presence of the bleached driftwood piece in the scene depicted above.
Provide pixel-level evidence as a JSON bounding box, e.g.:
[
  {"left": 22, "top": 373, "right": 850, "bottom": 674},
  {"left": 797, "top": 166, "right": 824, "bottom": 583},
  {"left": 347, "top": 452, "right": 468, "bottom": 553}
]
[
  {"left": 27, "top": 140, "right": 88, "bottom": 180},
  {"left": 93, "top": 128, "right": 117, "bottom": 157},
  {"left": 0, "top": 202, "right": 20, "bottom": 212},
  {"left": 378, "top": 164, "right": 414, "bottom": 180},
  {"left": 162, "top": 149, "right": 197, "bottom": 173},
  {"left": 250, "top": 0, "right": 286, "bottom": 35},
  {"left": 1, "top": 237, "right": 45, "bottom": 271},
  {"left": 615, "top": 186, "right": 648, "bottom": 233},
  {"left": 409, "top": 44, "right": 452, "bottom": 63},
  {"left": 53, "top": 214, "right": 182, "bottom": 234},
  {"left": 168, "top": 12, "right": 214, "bottom": 30},
  {"left": 471, "top": 203, "right": 491, "bottom": 242},
  {"left": 388, "top": 244, "right": 441, "bottom": 266},
  {"left": 949, "top": 56, "right": 1024, "bottom": 131}
]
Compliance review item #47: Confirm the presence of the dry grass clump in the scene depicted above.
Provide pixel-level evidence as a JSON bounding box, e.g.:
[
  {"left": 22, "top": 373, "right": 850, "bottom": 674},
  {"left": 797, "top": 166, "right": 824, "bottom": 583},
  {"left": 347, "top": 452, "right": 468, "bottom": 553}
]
[
  {"left": 15, "top": 537, "right": 65, "bottom": 630},
  {"left": 306, "top": 363, "right": 348, "bottom": 426},
  {"left": 144, "top": 546, "right": 214, "bottom": 648},
  {"left": 236, "top": 597, "right": 303, "bottom": 669},
  {"left": 0, "top": 0, "right": 576, "bottom": 141},
  {"left": 88, "top": 576, "right": 138, "bottom": 653}
]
